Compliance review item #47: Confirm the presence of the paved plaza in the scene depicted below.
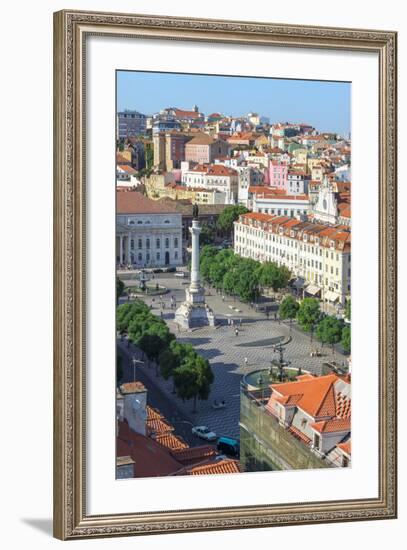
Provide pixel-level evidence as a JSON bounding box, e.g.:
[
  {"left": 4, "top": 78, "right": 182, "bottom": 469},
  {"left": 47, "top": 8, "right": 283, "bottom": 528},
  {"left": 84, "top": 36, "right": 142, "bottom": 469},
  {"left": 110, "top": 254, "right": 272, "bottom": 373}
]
[{"left": 118, "top": 271, "right": 347, "bottom": 441}]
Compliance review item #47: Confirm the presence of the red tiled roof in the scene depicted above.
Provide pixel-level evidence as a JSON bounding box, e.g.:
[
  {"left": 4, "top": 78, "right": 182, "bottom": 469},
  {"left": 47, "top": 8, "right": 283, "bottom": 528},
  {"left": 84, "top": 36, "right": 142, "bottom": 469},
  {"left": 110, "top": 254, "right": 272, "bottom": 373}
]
[
  {"left": 173, "top": 108, "right": 201, "bottom": 119},
  {"left": 117, "top": 191, "right": 179, "bottom": 214},
  {"left": 190, "top": 164, "right": 237, "bottom": 176},
  {"left": 117, "top": 421, "right": 183, "bottom": 478},
  {"left": 185, "top": 134, "right": 216, "bottom": 145},
  {"left": 171, "top": 445, "right": 217, "bottom": 465}
]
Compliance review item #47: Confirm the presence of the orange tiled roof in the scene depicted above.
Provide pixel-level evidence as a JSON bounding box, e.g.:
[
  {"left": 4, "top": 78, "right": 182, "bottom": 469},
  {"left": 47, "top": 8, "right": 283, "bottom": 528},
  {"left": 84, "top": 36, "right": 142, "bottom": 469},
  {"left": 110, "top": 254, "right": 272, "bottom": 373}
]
[
  {"left": 270, "top": 374, "right": 340, "bottom": 418},
  {"left": 120, "top": 381, "right": 146, "bottom": 394},
  {"left": 146, "top": 405, "right": 163, "bottom": 421},
  {"left": 146, "top": 418, "right": 174, "bottom": 435},
  {"left": 155, "top": 432, "right": 188, "bottom": 451},
  {"left": 186, "top": 459, "right": 241, "bottom": 475},
  {"left": 310, "top": 417, "right": 351, "bottom": 434},
  {"left": 337, "top": 440, "right": 351, "bottom": 455},
  {"left": 117, "top": 164, "right": 137, "bottom": 175}
]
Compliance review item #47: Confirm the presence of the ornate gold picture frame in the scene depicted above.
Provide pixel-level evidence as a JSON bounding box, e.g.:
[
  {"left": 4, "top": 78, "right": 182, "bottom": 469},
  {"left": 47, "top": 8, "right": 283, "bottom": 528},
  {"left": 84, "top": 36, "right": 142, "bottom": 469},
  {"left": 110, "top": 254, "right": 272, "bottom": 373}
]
[{"left": 53, "top": 9, "right": 397, "bottom": 540}]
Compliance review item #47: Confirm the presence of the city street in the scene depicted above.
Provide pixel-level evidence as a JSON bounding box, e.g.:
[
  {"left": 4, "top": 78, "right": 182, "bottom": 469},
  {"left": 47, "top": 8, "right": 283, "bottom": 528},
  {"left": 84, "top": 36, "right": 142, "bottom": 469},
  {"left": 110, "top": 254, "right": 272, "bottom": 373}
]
[{"left": 118, "top": 271, "right": 347, "bottom": 441}]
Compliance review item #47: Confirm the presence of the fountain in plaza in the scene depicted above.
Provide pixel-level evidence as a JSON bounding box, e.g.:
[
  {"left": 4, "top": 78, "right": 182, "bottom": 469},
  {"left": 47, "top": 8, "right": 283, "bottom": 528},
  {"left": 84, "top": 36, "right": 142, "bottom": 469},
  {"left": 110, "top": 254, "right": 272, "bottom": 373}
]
[{"left": 175, "top": 206, "right": 216, "bottom": 329}]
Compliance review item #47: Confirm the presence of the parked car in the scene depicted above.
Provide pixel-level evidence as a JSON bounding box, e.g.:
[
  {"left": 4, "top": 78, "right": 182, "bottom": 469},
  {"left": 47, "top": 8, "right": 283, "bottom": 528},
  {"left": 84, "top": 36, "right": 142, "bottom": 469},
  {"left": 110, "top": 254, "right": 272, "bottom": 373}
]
[
  {"left": 175, "top": 271, "right": 186, "bottom": 278},
  {"left": 216, "top": 436, "right": 240, "bottom": 457},
  {"left": 191, "top": 425, "right": 217, "bottom": 441}
]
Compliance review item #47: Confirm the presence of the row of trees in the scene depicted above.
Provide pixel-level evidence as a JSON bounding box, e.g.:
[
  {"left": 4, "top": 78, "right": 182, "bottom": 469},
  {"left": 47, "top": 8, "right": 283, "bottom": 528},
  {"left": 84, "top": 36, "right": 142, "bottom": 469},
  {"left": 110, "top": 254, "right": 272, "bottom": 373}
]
[
  {"left": 117, "top": 300, "right": 214, "bottom": 411},
  {"left": 200, "top": 245, "right": 291, "bottom": 302},
  {"left": 278, "top": 296, "right": 351, "bottom": 354}
]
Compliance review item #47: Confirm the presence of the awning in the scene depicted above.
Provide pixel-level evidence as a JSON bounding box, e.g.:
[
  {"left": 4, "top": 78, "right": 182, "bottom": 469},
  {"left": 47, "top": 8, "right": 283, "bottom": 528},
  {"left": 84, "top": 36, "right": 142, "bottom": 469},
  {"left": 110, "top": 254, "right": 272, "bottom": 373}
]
[
  {"left": 305, "top": 284, "right": 321, "bottom": 296},
  {"left": 292, "top": 277, "right": 306, "bottom": 289},
  {"left": 325, "top": 290, "right": 339, "bottom": 302}
]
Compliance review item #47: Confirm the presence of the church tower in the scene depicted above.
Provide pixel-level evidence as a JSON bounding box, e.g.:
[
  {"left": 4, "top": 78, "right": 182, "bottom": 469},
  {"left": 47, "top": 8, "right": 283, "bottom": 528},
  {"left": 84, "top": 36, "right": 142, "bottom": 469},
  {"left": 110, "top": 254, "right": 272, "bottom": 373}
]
[{"left": 312, "top": 176, "right": 338, "bottom": 225}]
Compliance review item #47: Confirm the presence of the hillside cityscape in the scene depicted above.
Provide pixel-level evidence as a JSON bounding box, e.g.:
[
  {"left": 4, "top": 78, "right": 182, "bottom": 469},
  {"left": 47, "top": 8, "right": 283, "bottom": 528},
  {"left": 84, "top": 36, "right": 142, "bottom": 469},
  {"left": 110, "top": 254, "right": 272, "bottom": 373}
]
[{"left": 115, "top": 83, "right": 351, "bottom": 479}]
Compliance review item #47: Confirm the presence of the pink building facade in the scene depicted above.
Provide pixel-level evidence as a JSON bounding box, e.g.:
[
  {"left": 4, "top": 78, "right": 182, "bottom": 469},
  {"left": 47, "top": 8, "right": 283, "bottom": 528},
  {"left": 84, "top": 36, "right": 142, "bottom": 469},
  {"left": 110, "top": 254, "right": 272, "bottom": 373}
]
[{"left": 268, "top": 161, "right": 289, "bottom": 190}]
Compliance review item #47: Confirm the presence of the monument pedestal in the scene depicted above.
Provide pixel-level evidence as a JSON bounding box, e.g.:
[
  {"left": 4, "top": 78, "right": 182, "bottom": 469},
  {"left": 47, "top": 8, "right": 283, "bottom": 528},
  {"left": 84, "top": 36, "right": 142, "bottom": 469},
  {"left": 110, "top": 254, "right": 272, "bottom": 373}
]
[
  {"left": 175, "top": 217, "right": 216, "bottom": 330},
  {"left": 175, "top": 289, "right": 215, "bottom": 329}
]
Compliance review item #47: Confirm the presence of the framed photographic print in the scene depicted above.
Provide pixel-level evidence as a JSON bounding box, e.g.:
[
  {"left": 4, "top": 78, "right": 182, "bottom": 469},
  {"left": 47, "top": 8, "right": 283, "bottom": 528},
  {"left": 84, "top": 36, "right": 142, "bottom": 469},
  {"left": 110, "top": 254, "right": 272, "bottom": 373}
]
[{"left": 53, "top": 10, "right": 397, "bottom": 540}]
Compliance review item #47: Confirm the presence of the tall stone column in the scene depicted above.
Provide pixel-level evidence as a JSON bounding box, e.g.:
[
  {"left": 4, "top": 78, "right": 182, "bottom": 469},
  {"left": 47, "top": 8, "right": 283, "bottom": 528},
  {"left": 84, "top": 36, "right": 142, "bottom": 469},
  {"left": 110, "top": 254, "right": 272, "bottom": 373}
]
[
  {"left": 189, "top": 219, "right": 201, "bottom": 292},
  {"left": 175, "top": 217, "right": 215, "bottom": 328}
]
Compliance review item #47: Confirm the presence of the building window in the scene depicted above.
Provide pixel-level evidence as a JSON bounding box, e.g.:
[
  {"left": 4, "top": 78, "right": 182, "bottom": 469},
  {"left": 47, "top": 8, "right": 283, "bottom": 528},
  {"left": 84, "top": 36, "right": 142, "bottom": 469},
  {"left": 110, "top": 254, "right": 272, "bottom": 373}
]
[
  {"left": 174, "top": 237, "right": 179, "bottom": 248},
  {"left": 146, "top": 238, "right": 150, "bottom": 249},
  {"left": 165, "top": 238, "right": 170, "bottom": 248},
  {"left": 156, "top": 252, "right": 160, "bottom": 260},
  {"left": 138, "top": 239, "right": 142, "bottom": 249},
  {"left": 156, "top": 238, "right": 160, "bottom": 248},
  {"left": 138, "top": 253, "right": 142, "bottom": 262},
  {"left": 175, "top": 251, "right": 178, "bottom": 260},
  {"left": 314, "top": 434, "right": 320, "bottom": 450}
]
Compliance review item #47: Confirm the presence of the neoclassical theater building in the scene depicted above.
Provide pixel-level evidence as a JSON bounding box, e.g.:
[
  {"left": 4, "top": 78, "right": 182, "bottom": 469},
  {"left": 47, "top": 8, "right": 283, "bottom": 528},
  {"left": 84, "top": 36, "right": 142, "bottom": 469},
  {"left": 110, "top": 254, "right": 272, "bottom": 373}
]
[{"left": 116, "top": 190, "right": 183, "bottom": 268}]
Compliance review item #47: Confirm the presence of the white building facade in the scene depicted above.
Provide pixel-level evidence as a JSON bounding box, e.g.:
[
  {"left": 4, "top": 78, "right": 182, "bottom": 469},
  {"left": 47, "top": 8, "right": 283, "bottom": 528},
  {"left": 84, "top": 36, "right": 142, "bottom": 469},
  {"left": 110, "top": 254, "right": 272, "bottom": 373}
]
[
  {"left": 116, "top": 192, "right": 183, "bottom": 268},
  {"left": 234, "top": 212, "right": 351, "bottom": 305},
  {"left": 181, "top": 164, "right": 239, "bottom": 204}
]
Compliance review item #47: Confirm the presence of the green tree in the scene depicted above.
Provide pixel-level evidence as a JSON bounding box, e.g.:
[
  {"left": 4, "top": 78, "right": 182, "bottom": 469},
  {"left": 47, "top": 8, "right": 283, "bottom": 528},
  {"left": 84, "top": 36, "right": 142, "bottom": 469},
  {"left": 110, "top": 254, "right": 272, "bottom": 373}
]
[
  {"left": 158, "top": 341, "right": 195, "bottom": 386},
  {"left": 257, "top": 262, "right": 291, "bottom": 292},
  {"left": 200, "top": 223, "right": 216, "bottom": 246},
  {"left": 137, "top": 321, "right": 174, "bottom": 364},
  {"left": 116, "top": 277, "right": 125, "bottom": 304},
  {"left": 144, "top": 142, "right": 154, "bottom": 171},
  {"left": 297, "top": 298, "right": 322, "bottom": 339},
  {"left": 279, "top": 295, "right": 299, "bottom": 332},
  {"left": 316, "top": 316, "right": 344, "bottom": 354},
  {"left": 208, "top": 249, "right": 237, "bottom": 289},
  {"left": 235, "top": 259, "right": 260, "bottom": 302},
  {"left": 200, "top": 245, "right": 218, "bottom": 282},
  {"left": 173, "top": 354, "right": 214, "bottom": 412},
  {"left": 216, "top": 205, "right": 249, "bottom": 236},
  {"left": 341, "top": 325, "right": 351, "bottom": 354}
]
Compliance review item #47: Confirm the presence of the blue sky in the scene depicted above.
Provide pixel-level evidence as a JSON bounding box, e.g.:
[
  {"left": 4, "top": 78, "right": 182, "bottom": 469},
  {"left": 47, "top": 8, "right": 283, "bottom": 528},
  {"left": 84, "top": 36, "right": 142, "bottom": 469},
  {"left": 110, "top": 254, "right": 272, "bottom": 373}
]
[{"left": 117, "top": 71, "right": 350, "bottom": 137}]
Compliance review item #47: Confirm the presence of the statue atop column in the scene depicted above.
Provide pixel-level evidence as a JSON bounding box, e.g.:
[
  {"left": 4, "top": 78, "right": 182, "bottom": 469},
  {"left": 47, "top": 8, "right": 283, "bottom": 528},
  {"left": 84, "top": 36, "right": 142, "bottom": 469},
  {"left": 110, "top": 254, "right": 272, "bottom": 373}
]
[
  {"left": 175, "top": 216, "right": 215, "bottom": 329},
  {"left": 192, "top": 203, "right": 199, "bottom": 220}
]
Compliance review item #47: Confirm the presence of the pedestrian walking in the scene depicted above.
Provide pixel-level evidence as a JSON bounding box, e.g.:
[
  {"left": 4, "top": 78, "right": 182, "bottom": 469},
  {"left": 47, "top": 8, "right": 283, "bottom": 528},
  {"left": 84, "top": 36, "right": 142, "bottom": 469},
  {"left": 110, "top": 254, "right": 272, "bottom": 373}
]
[
  {"left": 231, "top": 319, "right": 234, "bottom": 327},
  {"left": 244, "top": 357, "right": 248, "bottom": 366},
  {"left": 235, "top": 328, "right": 239, "bottom": 337}
]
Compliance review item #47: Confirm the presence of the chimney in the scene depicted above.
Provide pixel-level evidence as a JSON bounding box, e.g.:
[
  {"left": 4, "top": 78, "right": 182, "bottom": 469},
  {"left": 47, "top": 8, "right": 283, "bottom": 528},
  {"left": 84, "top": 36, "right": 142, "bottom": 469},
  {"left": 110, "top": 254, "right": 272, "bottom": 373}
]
[{"left": 120, "top": 382, "right": 148, "bottom": 436}]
